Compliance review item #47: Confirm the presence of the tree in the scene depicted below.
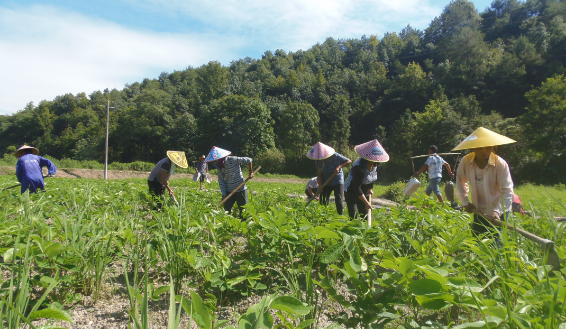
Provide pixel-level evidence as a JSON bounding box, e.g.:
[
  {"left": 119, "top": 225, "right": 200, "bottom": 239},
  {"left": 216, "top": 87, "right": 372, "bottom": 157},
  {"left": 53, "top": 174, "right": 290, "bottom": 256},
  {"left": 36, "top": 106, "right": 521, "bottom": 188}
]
[
  {"left": 522, "top": 75, "right": 566, "bottom": 182},
  {"left": 197, "top": 95, "right": 274, "bottom": 157},
  {"left": 277, "top": 102, "right": 320, "bottom": 158}
]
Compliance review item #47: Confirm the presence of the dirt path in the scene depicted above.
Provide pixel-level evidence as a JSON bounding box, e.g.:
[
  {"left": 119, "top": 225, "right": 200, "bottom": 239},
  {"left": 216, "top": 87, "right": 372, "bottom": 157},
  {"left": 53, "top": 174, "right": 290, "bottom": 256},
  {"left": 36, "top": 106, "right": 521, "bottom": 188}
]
[{"left": 0, "top": 166, "right": 306, "bottom": 184}]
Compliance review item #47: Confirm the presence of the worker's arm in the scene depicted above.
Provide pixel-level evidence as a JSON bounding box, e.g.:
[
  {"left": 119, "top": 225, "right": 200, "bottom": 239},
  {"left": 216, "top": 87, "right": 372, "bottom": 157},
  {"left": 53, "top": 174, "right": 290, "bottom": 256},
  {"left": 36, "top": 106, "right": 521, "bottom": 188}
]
[
  {"left": 248, "top": 162, "right": 254, "bottom": 179},
  {"left": 335, "top": 159, "right": 352, "bottom": 175},
  {"left": 443, "top": 163, "right": 454, "bottom": 179},
  {"left": 413, "top": 164, "right": 428, "bottom": 178}
]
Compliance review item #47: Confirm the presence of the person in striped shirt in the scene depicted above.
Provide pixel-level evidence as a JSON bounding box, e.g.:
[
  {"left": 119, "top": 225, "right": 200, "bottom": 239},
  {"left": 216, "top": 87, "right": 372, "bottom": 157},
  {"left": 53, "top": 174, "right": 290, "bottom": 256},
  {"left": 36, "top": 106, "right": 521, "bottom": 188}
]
[
  {"left": 205, "top": 146, "right": 254, "bottom": 218},
  {"left": 413, "top": 145, "right": 453, "bottom": 202}
]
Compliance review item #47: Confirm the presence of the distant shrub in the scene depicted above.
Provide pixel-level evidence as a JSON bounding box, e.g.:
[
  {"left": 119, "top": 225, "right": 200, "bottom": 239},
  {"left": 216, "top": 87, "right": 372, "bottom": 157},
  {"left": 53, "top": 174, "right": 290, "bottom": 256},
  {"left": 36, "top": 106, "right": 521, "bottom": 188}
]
[
  {"left": 255, "top": 148, "right": 285, "bottom": 174},
  {"left": 380, "top": 181, "right": 408, "bottom": 203}
]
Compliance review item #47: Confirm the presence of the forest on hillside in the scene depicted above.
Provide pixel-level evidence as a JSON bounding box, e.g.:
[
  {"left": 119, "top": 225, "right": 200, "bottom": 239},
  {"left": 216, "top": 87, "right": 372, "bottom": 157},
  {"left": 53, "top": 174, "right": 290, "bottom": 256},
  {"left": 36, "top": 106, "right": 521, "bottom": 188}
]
[{"left": 1, "top": 0, "right": 565, "bottom": 184}]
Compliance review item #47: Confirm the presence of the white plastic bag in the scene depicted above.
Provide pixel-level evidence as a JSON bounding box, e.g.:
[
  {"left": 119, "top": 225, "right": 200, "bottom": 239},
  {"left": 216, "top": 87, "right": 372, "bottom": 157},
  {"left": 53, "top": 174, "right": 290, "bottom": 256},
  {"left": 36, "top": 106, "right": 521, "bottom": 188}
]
[
  {"left": 206, "top": 173, "right": 212, "bottom": 183},
  {"left": 192, "top": 172, "right": 200, "bottom": 182},
  {"left": 404, "top": 177, "right": 421, "bottom": 196}
]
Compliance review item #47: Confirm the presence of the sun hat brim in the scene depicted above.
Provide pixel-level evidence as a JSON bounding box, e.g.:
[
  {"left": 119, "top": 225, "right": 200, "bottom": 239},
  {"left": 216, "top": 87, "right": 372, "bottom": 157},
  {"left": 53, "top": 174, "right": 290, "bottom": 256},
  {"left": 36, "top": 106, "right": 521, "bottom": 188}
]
[
  {"left": 166, "top": 151, "right": 189, "bottom": 168},
  {"left": 15, "top": 145, "right": 39, "bottom": 158},
  {"left": 355, "top": 139, "right": 389, "bottom": 162},
  {"left": 204, "top": 146, "right": 231, "bottom": 163},
  {"left": 306, "top": 142, "right": 335, "bottom": 160},
  {"left": 452, "top": 127, "right": 516, "bottom": 151}
]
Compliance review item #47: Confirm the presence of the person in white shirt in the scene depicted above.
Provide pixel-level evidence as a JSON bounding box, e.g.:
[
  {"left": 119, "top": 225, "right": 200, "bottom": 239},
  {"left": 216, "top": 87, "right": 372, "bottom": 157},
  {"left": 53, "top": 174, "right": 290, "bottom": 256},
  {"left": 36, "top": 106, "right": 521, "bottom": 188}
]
[
  {"left": 413, "top": 145, "right": 454, "bottom": 203},
  {"left": 305, "top": 177, "right": 319, "bottom": 199},
  {"left": 453, "top": 127, "right": 516, "bottom": 238}
]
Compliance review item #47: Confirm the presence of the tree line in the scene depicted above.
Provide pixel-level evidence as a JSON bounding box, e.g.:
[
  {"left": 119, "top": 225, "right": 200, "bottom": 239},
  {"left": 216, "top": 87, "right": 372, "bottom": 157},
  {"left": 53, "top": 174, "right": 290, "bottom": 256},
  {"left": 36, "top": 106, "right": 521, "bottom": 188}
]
[{"left": 1, "top": 0, "right": 565, "bottom": 184}]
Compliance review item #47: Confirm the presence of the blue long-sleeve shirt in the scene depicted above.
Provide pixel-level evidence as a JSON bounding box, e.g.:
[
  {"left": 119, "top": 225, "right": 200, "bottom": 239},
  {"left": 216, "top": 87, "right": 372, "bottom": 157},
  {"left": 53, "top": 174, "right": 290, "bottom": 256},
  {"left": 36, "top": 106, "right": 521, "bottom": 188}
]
[
  {"left": 216, "top": 156, "right": 252, "bottom": 195},
  {"left": 15, "top": 154, "right": 57, "bottom": 194}
]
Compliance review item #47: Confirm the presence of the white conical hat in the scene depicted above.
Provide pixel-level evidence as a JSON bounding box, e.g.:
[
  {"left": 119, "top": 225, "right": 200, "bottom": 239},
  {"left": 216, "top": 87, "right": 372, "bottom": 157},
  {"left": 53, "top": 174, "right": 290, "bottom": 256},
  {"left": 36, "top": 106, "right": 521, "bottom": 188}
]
[
  {"left": 306, "top": 142, "right": 335, "bottom": 160},
  {"left": 452, "top": 127, "right": 516, "bottom": 151}
]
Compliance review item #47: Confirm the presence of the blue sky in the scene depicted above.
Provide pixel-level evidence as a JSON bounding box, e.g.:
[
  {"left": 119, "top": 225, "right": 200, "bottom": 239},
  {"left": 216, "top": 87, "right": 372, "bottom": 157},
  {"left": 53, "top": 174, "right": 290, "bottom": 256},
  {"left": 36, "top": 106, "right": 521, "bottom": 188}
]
[{"left": 0, "top": 0, "right": 493, "bottom": 115}]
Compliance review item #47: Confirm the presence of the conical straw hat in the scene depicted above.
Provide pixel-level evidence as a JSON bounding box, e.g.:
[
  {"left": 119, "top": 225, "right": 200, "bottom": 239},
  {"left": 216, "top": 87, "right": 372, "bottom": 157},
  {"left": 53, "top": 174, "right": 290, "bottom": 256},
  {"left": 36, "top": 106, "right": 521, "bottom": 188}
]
[
  {"left": 204, "top": 146, "right": 231, "bottom": 163},
  {"left": 166, "top": 151, "right": 188, "bottom": 168},
  {"left": 307, "top": 142, "right": 335, "bottom": 160},
  {"left": 15, "top": 145, "right": 39, "bottom": 158},
  {"left": 355, "top": 139, "right": 389, "bottom": 162},
  {"left": 452, "top": 127, "right": 516, "bottom": 151}
]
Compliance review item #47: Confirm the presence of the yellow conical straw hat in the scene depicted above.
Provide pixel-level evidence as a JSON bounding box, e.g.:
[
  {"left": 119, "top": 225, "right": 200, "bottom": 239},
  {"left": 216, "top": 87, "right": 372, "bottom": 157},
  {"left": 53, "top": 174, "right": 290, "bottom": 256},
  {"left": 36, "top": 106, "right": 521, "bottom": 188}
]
[
  {"left": 166, "top": 151, "right": 188, "bottom": 168},
  {"left": 452, "top": 127, "right": 516, "bottom": 151}
]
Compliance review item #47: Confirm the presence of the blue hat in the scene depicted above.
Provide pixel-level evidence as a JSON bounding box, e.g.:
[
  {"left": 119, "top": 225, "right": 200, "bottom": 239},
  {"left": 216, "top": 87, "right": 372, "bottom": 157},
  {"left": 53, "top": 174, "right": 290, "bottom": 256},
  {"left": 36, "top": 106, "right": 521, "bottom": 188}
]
[{"left": 204, "top": 146, "right": 231, "bottom": 163}]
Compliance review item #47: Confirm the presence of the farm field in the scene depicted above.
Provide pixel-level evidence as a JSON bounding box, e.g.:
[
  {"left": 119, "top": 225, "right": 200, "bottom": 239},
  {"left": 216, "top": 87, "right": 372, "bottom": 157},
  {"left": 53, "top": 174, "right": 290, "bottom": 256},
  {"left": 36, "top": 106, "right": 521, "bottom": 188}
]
[{"left": 0, "top": 175, "right": 565, "bottom": 329}]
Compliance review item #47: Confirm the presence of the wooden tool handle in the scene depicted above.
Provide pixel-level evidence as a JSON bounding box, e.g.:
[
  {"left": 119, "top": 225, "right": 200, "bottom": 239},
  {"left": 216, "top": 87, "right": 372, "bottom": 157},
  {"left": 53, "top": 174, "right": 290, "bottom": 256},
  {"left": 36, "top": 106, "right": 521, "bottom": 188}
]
[
  {"left": 217, "top": 166, "right": 261, "bottom": 208},
  {"left": 305, "top": 172, "right": 338, "bottom": 207},
  {"left": 367, "top": 194, "right": 372, "bottom": 226}
]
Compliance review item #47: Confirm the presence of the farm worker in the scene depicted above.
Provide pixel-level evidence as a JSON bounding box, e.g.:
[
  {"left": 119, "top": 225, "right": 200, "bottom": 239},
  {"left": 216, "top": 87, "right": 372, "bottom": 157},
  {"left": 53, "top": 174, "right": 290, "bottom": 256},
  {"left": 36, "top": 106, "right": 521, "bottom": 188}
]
[
  {"left": 195, "top": 155, "right": 209, "bottom": 190},
  {"left": 413, "top": 145, "right": 454, "bottom": 203},
  {"left": 453, "top": 127, "right": 516, "bottom": 238},
  {"left": 147, "top": 151, "right": 188, "bottom": 204},
  {"left": 15, "top": 145, "right": 57, "bottom": 194},
  {"left": 344, "top": 139, "right": 388, "bottom": 219},
  {"left": 205, "top": 146, "right": 253, "bottom": 217},
  {"left": 305, "top": 177, "right": 319, "bottom": 199},
  {"left": 307, "top": 142, "right": 352, "bottom": 215}
]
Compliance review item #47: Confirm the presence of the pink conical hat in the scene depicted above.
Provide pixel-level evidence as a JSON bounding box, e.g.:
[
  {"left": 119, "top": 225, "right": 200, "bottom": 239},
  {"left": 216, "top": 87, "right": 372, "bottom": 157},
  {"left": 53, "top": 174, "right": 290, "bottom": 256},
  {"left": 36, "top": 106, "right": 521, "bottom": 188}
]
[
  {"left": 204, "top": 146, "right": 231, "bottom": 163},
  {"left": 307, "top": 142, "right": 335, "bottom": 160},
  {"left": 355, "top": 139, "right": 389, "bottom": 162}
]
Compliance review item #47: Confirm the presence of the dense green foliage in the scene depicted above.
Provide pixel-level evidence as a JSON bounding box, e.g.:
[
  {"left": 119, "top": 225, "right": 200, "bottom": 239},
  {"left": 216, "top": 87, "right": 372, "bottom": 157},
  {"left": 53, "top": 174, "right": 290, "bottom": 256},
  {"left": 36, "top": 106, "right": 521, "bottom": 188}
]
[
  {"left": 0, "top": 177, "right": 565, "bottom": 328},
  {"left": 1, "top": 0, "right": 566, "bottom": 183}
]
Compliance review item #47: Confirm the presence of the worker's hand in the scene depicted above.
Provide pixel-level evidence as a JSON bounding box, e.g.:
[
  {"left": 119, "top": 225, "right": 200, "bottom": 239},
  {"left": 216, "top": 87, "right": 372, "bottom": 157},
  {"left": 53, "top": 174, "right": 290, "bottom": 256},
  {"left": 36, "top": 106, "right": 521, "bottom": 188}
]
[
  {"left": 463, "top": 203, "right": 475, "bottom": 213},
  {"left": 449, "top": 172, "right": 455, "bottom": 180},
  {"left": 365, "top": 203, "right": 372, "bottom": 212},
  {"left": 369, "top": 189, "right": 374, "bottom": 196},
  {"left": 315, "top": 196, "right": 319, "bottom": 201},
  {"left": 249, "top": 172, "right": 254, "bottom": 179},
  {"left": 334, "top": 166, "right": 341, "bottom": 175},
  {"left": 169, "top": 189, "right": 174, "bottom": 197},
  {"left": 413, "top": 173, "right": 419, "bottom": 179},
  {"left": 488, "top": 211, "right": 500, "bottom": 225}
]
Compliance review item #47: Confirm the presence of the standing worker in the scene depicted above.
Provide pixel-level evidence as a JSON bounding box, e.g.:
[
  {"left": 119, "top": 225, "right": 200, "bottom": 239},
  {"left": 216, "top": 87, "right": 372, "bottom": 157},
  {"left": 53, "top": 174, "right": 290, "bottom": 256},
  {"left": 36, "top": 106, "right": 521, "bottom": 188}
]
[
  {"left": 195, "top": 155, "right": 209, "bottom": 190},
  {"left": 413, "top": 145, "right": 454, "bottom": 203},
  {"left": 307, "top": 142, "right": 352, "bottom": 215},
  {"left": 453, "top": 127, "right": 516, "bottom": 239},
  {"left": 15, "top": 145, "right": 57, "bottom": 194},
  {"left": 205, "top": 146, "right": 253, "bottom": 218},
  {"left": 344, "top": 139, "right": 388, "bottom": 219},
  {"left": 147, "top": 151, "right": 188, "bottom": 207}
]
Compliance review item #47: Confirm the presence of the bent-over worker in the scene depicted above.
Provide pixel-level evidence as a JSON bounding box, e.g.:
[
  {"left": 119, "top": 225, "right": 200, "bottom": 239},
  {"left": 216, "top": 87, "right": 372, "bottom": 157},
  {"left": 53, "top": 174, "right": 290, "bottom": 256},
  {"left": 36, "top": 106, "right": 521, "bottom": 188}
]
[
  {"left": 147, "top": 151, "right": 188, "bottom": 207},
  {"left": 307, "top": 142, "right": 352, "bottom": 215},
  {"left": 15, "top": 145, "right": 57, "bottom": 194},
  {"left": 205, "top": 146, "right": 253, "bottom": 218},
  {"left": 344, "top": 139, "right": 389, "bottom": 219}
]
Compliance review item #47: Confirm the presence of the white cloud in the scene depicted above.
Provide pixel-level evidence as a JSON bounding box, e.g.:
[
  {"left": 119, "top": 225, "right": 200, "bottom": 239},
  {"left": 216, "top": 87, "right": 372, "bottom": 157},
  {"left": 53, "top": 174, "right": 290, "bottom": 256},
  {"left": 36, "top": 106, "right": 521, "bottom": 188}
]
[
  {"left": 125, "top": 0, "right": 442, "bottom": 50},
  {"left": 0, "top": 0, "right": 444, "bottom": 115},
  {"left": 0, "top": 5, "right": 240, "bottom": 114}
]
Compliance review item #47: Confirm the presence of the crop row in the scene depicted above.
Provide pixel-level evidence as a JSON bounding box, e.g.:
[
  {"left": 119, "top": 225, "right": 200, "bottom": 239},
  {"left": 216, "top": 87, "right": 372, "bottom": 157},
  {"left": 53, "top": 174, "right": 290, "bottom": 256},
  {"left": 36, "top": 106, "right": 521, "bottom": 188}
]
[{"left": 0, "top": 177, "right": 565, "bottom": 329}]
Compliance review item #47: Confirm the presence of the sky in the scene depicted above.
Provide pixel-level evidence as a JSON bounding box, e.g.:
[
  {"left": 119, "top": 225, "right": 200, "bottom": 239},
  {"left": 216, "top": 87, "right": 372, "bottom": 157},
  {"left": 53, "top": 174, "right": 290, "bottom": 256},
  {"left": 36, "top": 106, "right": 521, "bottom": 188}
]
[{"left": 0, "top": 0, "right": 493, "bottom": 115}]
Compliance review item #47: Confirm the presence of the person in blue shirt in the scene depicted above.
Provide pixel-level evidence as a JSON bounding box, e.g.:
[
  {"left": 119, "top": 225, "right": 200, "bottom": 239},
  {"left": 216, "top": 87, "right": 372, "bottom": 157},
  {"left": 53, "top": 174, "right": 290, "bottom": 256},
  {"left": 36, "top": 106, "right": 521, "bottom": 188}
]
[
  {"left": 15, "top": 145, "right": 57, "bottom": 194},
  {"left": 307, "top": 142, "right": 352, "bottom": 215},
  {"left": 413, "top": 145, "right": 453, "bottom": 203}
]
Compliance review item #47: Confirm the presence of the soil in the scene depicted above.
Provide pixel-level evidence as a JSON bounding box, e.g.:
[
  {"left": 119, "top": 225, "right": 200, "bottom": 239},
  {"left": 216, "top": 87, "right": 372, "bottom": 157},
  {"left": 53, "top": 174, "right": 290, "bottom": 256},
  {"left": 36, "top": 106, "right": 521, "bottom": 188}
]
[{"left": 0, "top": 166, "right": 306, "bottom": 184}]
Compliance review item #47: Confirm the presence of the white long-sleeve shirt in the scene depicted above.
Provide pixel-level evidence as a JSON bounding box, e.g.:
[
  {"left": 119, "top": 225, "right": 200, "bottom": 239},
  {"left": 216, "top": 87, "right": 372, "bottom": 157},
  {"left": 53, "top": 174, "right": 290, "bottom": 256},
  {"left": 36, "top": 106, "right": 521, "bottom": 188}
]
[{"left": 456, "top": 153, "right": 514, "bottom": 216}]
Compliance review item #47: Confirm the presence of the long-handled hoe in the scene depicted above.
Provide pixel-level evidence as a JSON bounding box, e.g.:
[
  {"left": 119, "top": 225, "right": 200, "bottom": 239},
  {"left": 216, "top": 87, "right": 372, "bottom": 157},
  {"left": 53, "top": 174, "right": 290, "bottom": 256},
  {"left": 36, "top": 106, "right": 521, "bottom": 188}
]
[
  {"left": 216, "top": 166, "right": 261, "bottom": 208},
  {"left": 444, "top": 185, "right": 561, "bottom": 272},
  {"left": 305, "top": 172, "right": 337, "bottom": 207},
  {"left": 1, "top": 175, "right": 52, "bottom": 192}
]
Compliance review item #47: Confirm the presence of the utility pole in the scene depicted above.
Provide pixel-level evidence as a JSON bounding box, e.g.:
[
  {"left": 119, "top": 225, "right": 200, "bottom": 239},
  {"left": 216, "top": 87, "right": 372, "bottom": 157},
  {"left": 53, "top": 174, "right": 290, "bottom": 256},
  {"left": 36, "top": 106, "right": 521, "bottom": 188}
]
[{"left": 102, "top": 101, "right": 115, "bottom": 180}]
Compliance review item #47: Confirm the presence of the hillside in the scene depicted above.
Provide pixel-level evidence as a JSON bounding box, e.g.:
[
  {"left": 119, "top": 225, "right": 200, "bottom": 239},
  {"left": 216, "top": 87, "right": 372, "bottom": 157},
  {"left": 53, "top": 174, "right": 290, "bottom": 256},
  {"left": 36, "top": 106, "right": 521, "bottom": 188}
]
[{"left": 1, "top": 0, "right": 565, "bottom": 183}]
